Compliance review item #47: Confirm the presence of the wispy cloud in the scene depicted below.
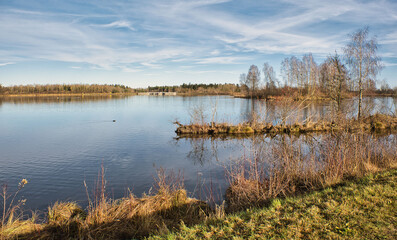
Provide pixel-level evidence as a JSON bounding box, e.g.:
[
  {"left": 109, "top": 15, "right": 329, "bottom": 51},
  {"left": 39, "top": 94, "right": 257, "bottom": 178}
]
[
  {"left": 197, "top": 56, "right": 249, "bottom": 64},
  {"left": 101, "top": 20, "right": 135, "bottom": 31},
  {"left": 382, "top": 61, "right": 397, "bottom": 67},
  {"left": 0, "top": 0, "right": 396, "bottom": 86},
  {"left": 121, "top": 67, "right": 143, "bottom": 73},
  {"left": 380, "top": 31, "right": 397, "bottom": 45},
  {"left": 0, "top": 62, "right": 15, "bottom": 67}
]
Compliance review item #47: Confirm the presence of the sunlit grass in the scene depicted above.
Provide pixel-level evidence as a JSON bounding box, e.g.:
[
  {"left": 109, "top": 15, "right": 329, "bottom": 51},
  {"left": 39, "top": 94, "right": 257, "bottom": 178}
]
[{"left": 149, "top": 168, "right": 397, "bottom": 240}]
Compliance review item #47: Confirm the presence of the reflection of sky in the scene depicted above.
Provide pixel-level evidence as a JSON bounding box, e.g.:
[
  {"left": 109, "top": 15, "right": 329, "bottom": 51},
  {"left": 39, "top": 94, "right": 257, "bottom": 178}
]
[
  {"left": 0, "top": 0, "right": 396, "bottom": 87},
  {"left": 0, "top": 95, "right": 396, "bottom": 210}
]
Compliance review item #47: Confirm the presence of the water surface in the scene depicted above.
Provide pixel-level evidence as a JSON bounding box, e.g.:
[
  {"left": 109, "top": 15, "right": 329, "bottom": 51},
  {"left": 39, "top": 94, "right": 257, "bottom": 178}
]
[{"left": 0, "top": 95, "right": 395, "bottom": 210}]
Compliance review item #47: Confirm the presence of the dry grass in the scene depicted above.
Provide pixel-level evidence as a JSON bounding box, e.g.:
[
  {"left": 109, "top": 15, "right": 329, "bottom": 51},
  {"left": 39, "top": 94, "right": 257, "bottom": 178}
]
[{"left": 0, "top": 169, "right": 211, "bottom": 240}]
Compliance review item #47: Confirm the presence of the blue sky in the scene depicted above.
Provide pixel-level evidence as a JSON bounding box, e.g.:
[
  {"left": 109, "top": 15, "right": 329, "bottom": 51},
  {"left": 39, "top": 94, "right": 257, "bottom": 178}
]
[{"left": 0, "top": 0, "right": 396, "bottom": 88}]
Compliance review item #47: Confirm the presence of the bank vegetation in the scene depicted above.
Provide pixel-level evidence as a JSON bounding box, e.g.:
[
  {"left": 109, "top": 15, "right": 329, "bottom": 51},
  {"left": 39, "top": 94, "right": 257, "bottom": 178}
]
[{"left": 175, "top": 113, "right": 397, "bottom": 135}]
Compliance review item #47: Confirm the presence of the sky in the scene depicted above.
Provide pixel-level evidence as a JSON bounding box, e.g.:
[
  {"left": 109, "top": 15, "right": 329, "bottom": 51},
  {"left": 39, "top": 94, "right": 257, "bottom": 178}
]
[{"left": 0, "top": 0, "right": 397, "bottom": 88}]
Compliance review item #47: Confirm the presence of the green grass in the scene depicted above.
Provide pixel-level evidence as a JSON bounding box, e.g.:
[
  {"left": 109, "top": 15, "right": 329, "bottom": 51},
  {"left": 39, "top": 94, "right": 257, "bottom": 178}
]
[{"left": 148, "top": 169, "right": 397, "bottom": 240}]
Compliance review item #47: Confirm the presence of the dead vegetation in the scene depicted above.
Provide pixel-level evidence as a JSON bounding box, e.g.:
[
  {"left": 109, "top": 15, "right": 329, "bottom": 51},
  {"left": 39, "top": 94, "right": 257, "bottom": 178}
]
[
  {"left": 0, "top": 169, "right": 211, "bottom": 240},
  {"left": 175, "top": 113, "right": 397, "bottom": 136}
]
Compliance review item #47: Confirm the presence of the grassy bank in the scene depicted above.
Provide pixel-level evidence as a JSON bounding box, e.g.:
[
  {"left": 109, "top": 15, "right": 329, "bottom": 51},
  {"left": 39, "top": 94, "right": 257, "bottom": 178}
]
[
  {"left": 175, "top": 114, "right": 397, "bottom": 135},
  {"left": 149, "top": 168, "right": 397, "bottom": 240},
  {"left": 2, "top": 167, "right": 396, "bottom": 240}
]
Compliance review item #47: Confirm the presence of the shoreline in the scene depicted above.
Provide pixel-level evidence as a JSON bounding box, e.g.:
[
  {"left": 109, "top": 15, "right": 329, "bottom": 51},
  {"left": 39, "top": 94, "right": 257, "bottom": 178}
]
[
  {"left": 0, "top": 92, "right": 137, "bottom": 98},
  {"left": 1, "top": 168, "right": 395, "bottom": 239},
  {"left": 1, "top": 91, "right": 395, "bottom": 99}
]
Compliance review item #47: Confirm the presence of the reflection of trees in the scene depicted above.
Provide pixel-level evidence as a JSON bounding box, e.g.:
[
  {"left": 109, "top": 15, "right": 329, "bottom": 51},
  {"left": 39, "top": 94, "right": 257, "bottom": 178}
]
[
  {"left": 394, "top": 98, "right": 397, "bottom": 116},
  {"left": 241, "top": 98, "right": 256, "bottom": 123},
  {"left": 362, "top": 97, "right": 376, "bottom": 117},
  {"left": 187, "top": 137, "right": 210, "bottom": 165},
  {"left": 174, "top": 136, "right": 221, "bottom": 166},
  {"left": 240, "top": 99, "right": 269, "bottom": 124}
]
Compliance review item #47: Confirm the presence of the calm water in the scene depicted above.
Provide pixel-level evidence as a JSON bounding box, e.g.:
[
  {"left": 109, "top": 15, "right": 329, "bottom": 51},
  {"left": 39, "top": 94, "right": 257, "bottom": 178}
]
[{"left": 0, "top": 95, "right": 396, "bottom": 211}]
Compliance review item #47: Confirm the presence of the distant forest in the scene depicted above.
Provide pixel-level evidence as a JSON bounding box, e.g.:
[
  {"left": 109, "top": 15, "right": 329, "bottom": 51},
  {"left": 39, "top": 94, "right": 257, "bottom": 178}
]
[
  {"left": 0, "top": 83, "right": 242, "bottom": 96},
  {"left": 145, "top": 83, "right": 241, "bottom": 95},
  {"left": 0, "top": 84, "right": 135, "bottom": 95}
]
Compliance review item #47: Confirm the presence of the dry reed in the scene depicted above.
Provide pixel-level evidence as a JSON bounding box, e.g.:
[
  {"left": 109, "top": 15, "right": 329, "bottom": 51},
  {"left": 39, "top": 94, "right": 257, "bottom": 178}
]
[
  {"left": 0, "top": 168, "right": 211, "bottom": 240},
  {"left": 225, "top": 131, "right": 397, "bottom": 212}
]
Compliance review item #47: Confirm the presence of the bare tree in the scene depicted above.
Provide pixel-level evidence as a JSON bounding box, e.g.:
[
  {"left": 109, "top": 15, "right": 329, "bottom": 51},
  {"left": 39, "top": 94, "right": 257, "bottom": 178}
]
[
  {"left": 263, "top": 62, "right": 278, "bottom": 90},
  {"left": 246, "top": 65, "right": 260, "bottom": 98},
  {"left": 320, "top": 53, "right": 348, "bottom": 112},
  {"left": 344, "top": 27, "right": 383, "bottom": 119},
  {"left": 302, "top": 53, "right": 318, "bottom": 95},
  {"left": 281, "top": 56, "right": 312, "bottom": 95},
  {"left": 239, "top": 73, "right": 248, "bottom": 93},
  {"left": 379, "top": 79, "right": 390, "bottom": 92}
]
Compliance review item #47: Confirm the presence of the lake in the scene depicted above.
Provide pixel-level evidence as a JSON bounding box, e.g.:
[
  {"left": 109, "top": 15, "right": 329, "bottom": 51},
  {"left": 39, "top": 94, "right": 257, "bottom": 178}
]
[{"left": 0, "top": 95, "right": 396, "bottom": 211}]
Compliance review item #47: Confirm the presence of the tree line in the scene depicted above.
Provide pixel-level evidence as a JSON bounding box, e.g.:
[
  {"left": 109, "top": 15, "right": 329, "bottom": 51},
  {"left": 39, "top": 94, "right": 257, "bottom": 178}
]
[
  {"left": 0, "top": 84, "right": 135, "bottom": 95},
  {"left": 145, "top": 83, "right": 241, "bottom": 95},
  {"left": 239, "top": 27, "right": 395, "bottom": 118}
]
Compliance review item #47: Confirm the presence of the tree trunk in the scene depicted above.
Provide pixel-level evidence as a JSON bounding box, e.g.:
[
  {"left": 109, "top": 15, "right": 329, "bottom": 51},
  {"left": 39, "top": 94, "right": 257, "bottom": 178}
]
[{"left": 358, "top": 81, "right": 362, "bottom": 119}]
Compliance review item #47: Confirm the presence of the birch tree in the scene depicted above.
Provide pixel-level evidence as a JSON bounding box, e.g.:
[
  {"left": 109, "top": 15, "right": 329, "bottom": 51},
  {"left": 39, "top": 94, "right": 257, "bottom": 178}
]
[
  {"left": 320, "top": 53, "right": 347, "bottom": 112},
  {"left": 246, "top": 65, "right": 260, "bottom": 98},
  {"left": 344, "top": 27, "right": 382, "bottom": 119},
  {"left": 263, "top": 62, "right": 278, "bottom": 90},
  {"left": 239, "top": 73, "right": 248, "bottom": 93}
]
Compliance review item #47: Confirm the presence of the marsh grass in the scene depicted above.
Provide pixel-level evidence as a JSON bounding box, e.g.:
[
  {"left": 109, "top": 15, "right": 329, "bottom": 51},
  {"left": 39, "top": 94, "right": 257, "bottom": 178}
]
[
  {"left": 0, "top": 179, "right": 31, "bottom": 240},
  {"left": 0, "top": 168, "right": 211, "bottom": 240}
]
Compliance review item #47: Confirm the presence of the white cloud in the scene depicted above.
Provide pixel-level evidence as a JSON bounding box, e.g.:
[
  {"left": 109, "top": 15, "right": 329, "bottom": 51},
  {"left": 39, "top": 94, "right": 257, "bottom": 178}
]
[
  {"left": 210, "top": 50, "right": 220, "bottom": 55},
  {"left": 0, "top": 0, "right": 396, "bottom": 79},
  {"left": 197, "top": 56, "right": 249, "bottom": 64},
  {"left": 380, "top": 31, "right": 397, "bottom": 45},
  {"left": 101, "top": 20, "right": 135, "bottom": 31},
  {"left": 140, "top": 62, "right": 162, "bottom": 68},
  {"left": 382, "top": 61, "right": 397, "bottom": 67},
  {"left": 0, "top": 62, "right": 15, "bottom": 67},
  {"left": 121, "top": 67, "right": 143, "bottom": 73}
]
